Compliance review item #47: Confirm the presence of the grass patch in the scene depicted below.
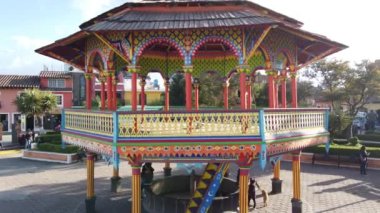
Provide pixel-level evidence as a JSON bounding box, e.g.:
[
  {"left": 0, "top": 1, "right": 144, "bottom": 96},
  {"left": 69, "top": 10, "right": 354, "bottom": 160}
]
[{"left": 303, "top": 143, "right": 380, "bottom": 158}]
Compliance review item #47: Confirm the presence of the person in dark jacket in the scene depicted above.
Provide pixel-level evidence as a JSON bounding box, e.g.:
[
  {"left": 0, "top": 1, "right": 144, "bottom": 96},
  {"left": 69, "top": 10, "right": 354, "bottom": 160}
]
[
  {"left": 141, "top": 162, "right": 154, "bottom": 186},
  {"left": 248, "top": 178, "right": 257, "bottom": 209},
  {"left": 359, "top": 145, "right": 370, "bottom": 175}
]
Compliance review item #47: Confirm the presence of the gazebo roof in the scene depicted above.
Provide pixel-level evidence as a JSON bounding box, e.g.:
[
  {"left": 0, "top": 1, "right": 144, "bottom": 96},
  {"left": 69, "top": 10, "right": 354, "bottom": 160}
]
[
  {"left": 36, "top": 0, "right": 347, "bottom": 71},
  {"left": 80, "top": 0, "right": 303, "bottom": 30}
]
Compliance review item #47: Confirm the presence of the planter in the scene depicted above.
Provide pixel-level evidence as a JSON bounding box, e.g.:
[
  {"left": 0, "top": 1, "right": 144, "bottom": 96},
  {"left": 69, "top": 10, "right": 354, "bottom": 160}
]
[{"left": 22, "top": 150, "right": 78, "bottom": 164}]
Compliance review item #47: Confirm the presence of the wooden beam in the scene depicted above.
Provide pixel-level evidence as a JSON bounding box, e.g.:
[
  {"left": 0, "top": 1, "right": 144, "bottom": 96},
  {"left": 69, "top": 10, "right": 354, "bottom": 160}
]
[
  {"left": 93, "top": 32, "right": 131, "bottom": 65},
  {"left": 281, "top": 27, "right": 316, "bottom": 42},
  {"left": 47, "top": 51, "right": 84, "bottom": 71},
  {"left": 296, "top": 47, "right": 338, "bottom": 71},
  {"left": 244, "top": 26, "right": 272, "bottom": 64}
]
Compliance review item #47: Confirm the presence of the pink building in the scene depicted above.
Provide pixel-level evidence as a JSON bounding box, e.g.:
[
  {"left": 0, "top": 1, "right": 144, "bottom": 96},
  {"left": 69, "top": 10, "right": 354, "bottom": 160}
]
[
  {"left": 0, "top": 75, "right": 39, "bottom": 132},
  {"left": 0, "top": 71, "right": 73, "bottom": 132}
]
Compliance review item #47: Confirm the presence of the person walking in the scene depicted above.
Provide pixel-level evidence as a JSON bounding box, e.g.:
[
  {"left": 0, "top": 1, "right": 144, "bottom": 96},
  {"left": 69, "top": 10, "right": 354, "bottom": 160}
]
[{"left": 359, "top": 145, "right": 370, "bottom": 175}]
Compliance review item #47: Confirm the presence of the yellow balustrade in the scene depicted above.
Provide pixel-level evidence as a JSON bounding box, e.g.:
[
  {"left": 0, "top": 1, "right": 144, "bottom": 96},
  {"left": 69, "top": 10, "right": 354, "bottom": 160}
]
[
  {"left": 118, "top": 112, "right": 260, "bottom": 138},
  {"left": 264, "top": 111, "right": 325, "bottom": 135},
  {"left": 63, "top": 109, "right": 327, "bottom": 139},
  {"left": 65, "top": 110, "right": 114, "bottom": 136}
]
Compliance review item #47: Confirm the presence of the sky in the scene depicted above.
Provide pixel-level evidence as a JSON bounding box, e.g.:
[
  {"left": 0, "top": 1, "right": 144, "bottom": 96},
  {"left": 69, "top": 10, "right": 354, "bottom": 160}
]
[{"left": 0, "top": 0, "right": 379, "bottom": 75}]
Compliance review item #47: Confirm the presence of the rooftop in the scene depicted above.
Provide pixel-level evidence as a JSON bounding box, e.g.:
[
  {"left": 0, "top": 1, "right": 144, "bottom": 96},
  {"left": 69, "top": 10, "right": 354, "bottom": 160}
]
[
  {"left": 0, "top": 75, "right": 40, "bottom": 89},
  {"left": 39, "top": 71, "right": 72, "bottom": 79}
]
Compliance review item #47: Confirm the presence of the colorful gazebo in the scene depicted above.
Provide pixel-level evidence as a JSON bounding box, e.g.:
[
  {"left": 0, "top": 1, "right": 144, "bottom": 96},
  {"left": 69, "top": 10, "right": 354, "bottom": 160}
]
[{"left": 36, "top": 1, "right": 346, "bottom": 213}]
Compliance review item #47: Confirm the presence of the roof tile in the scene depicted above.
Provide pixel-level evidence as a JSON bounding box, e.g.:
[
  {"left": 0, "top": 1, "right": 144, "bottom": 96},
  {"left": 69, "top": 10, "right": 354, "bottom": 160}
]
[
  {"left": 39, "top": 71, "right": 71, "bottom": 79},
  {"left": 0, "top": 75, "right": 40, "bottom": 89}
]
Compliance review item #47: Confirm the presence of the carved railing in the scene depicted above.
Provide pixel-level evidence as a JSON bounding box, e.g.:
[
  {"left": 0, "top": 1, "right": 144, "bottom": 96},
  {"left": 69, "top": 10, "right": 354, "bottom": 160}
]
[
  {"left": 117, "top": 110, "right": 260, "bottom": 138},
  {"left": 263, "top": 109, "right": 327, "bottom": 135},
  {"left": 64, "top": 110, "right": 114, "bottom": 136},
  {"left": 62, "top": 108, "right": 328, "bottom": 140}
]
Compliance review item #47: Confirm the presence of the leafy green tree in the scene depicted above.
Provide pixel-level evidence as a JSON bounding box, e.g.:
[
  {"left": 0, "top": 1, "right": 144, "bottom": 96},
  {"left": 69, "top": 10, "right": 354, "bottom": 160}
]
[
  {"left": 305, "top": 59, "right": 350, "bottom": 110},
  {"left": 341, "top": 60, "right": 380, "bottom": 116},
  {"left": 169, "top": 73, "right": 185, "bottom": 106},
  {"left": 199, "top": 74, "right": 223, "bottom": 107},
  {"left": 306, "top": 59, "right": 380, "bottom": 116},
  {"left": 14, "top": 89, "right": 57, "bottom": 118}
]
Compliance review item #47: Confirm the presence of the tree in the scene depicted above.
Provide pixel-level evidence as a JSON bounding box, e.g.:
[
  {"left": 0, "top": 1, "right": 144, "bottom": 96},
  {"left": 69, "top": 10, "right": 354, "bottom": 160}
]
[
  {"left": 169, "top": 74, "right": 185, "bottom": 106},
  {"left": 198, "top": 73, "right": 223, "bottom": 107},
  {"left": 305, "top": 59, "right": 350, "bottom": 110},
  {"left": 341, "top": 60, "right": 380, "bottom": 116},
  {"left": 14, "top": 88, "right": 58, "bottom": 120},
  {"left": 306, "top": 59, "right": 380, "bottom": 116}
]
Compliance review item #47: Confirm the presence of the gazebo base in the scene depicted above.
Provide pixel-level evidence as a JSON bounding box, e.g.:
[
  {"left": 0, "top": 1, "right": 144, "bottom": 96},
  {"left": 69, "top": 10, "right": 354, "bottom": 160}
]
[
  {"left": 291, "top": 198, "right": 303, "bottom": 213},
  {"left": 271, "top": 178, "right": 282, "bottom": 194},
  {"left": 85, "top": 196, "right": 96, "bottom": 213}
]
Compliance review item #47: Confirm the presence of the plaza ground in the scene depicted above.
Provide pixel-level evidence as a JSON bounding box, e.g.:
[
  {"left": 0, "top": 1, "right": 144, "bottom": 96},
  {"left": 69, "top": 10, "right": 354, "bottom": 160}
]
[{"left": 0, "top": 150, "right": 379, "bottom": 213}]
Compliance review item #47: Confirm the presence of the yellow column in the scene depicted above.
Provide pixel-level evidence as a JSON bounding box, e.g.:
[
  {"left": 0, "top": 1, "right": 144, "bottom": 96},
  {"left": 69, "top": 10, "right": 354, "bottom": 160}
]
[
  {"left": 274, "top": 160, "right": 281, "bottom": 180},
  {"left": 239, "top": 167, "right": 249, "bottom": 213},
  {"left": 131, "top": 165, "right": 142, "bottom": 213},
  {"left": 292, "top": 153, "right": 301, "bottom": 200},
  {"left": 291, "top": 151, "right": 303, "bottom": 213},
  {"left": 85, "top": 153, "right": 96, "bottom": 213},
  {"left": 87, "top": 153, "right": 95, "bottom": 199}
]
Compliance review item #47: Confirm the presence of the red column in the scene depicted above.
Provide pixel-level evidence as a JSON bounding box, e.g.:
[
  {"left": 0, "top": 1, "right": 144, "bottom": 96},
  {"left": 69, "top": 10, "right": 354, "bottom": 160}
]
[
  {"left": 239, "top": 72, "right": 246, "bottom": 110},
  {"left": 223, "top": 80, "right": 229, "bottom": 110},
  {"left": 140, "top": 77, "right": 146, "bottom": 111},
  {"left": 164, "top": 78, "right": 170, "bottom": 111},
  {"left": 100, "top": 79, "right": 105, "bottom": 110},
  {"left": 267, "top": 71, "right": 275, "bottom": 108},
  {"left": 193, "top": 79, "right": 199, "bottom": 111},
  {"left": 281, "top": 75, "right": 287, "bottom": 108},
  {"left": 85, "top": 73, "right": 92, "bottom": 110},
  {"left": 184, "top": 66, "right": 193, "bottom": 111},
  {"left": 274, "top": 78, "right": 278, "bottom": 108},
  {"left": 131, "top": 72, "right": 138, "bottom": 111},
  {"left": 246, "top": 76, "right": 252, "bottom": 109},
  {"left": 107, "top": 73, "right": 113, "bottom": 110},
  {"left": 291, "top": 72, "right": 297, "bottom": 108},
  {"left": 112, "top": 76, "right": 117, "bottom": 110}
]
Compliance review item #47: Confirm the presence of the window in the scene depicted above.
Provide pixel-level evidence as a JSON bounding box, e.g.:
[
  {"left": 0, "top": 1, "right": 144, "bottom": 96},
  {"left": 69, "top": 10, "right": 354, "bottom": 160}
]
[
  {"left": 48, "top": 79, "right": 65, "bottom": 88},
  {"left": 55, "top": 95, "right": 63, "bottom": 106}
]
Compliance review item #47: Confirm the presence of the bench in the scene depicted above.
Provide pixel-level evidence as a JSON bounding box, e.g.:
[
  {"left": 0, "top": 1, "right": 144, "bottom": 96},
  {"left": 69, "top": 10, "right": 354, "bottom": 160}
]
[{"left": 312, "top": 153, "right": 360, "bottom": 168}]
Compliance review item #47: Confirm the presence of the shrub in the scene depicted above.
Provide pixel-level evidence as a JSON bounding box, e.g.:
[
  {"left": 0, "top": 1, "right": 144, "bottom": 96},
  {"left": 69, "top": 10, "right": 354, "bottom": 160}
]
[
  {"left": 357, "top": 133, "right": 380, "bottom": 142},
  {"left": 38, "top": 134, "right": 61, "bottom": 144},
  {"left": 348, "top": 137, "right": 360, "bottom": 146},
  {"left": 303, "top": 143, "right": 380, "bottom": 158},
  {"left": 37, "top": 143, "right": 79, "bottom": 153}
]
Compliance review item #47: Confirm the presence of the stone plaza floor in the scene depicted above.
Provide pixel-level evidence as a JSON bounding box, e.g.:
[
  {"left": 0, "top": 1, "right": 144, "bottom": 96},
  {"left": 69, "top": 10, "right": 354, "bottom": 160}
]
[{"left": 0, "top": 151, "right": 379, "bottom": 213}]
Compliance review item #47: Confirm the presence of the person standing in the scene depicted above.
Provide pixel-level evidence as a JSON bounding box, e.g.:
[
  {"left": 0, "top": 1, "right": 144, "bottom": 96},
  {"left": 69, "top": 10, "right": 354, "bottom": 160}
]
[
  {"left": 141, "top": 162, "right": 155, "bottom": 187},
  {"left": 248, "top": 178, "right": 257, "bottom": 209},
  {"left": 359, "top": 145, "right": 370, "bottom": 175}
]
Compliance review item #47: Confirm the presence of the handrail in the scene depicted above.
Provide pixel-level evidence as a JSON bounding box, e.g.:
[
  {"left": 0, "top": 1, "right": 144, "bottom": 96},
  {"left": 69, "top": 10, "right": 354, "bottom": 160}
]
[
  {"left": 62, "top": 108, "right": 329, "bottom": 140},
  {"left": 118, "top": 111, "right": 260, "bottom": 138}
]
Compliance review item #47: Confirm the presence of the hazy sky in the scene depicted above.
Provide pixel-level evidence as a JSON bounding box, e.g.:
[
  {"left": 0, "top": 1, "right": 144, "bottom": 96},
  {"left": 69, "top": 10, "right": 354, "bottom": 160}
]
[{"left": 0, "top": 0, "right": 378, "bottom": 75}]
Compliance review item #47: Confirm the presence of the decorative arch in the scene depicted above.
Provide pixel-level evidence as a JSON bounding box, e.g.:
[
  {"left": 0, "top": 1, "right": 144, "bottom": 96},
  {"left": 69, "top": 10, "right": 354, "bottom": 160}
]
[
  {"left": 189, "top": 36, "right": 243, "bottom": 65},
  {"left": 226, "top": 69, "right": 238, "bottom": 79},
  {"left": 132, "top": 37, "right": 186, "bottom": 65},
  {"left": 87, "top": 50, "right": 106, "bottom": 72},
  {"left": 276, "top": 48, "right": 295, "bottom": 68},
  {"left": 258, "top": 45, "right": 271, "bottom": 62}
]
